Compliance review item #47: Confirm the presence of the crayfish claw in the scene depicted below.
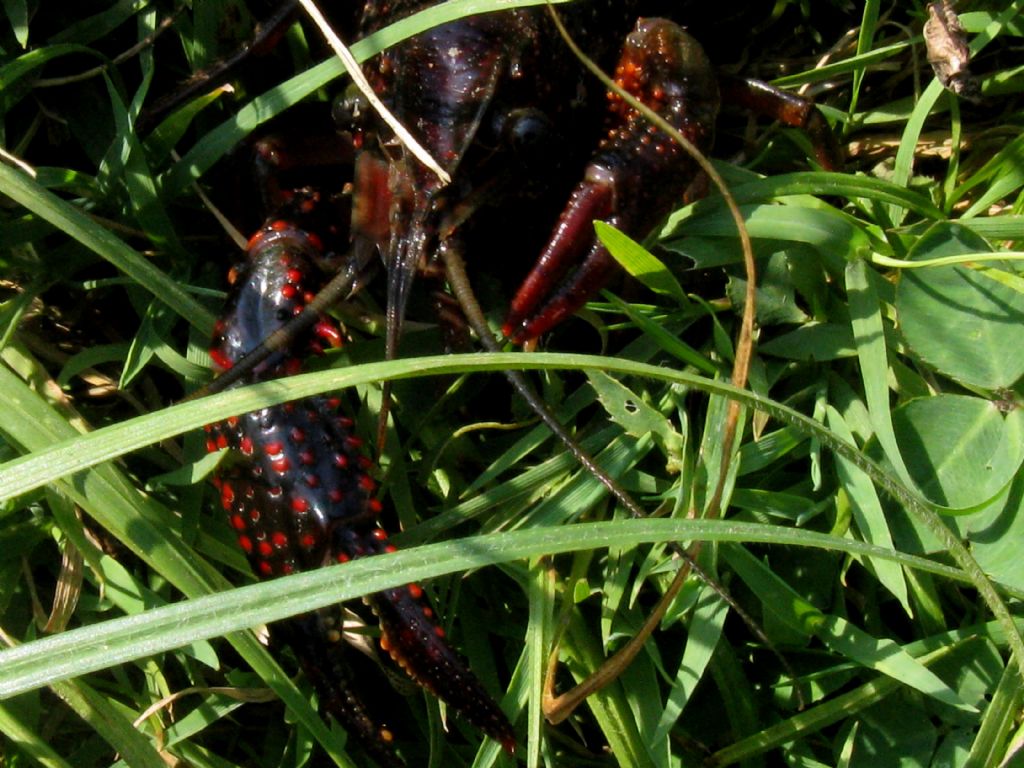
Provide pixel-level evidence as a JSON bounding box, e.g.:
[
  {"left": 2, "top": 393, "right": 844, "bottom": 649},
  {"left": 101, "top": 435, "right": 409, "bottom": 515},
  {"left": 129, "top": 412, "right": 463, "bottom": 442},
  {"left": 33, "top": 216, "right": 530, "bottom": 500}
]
[
  {"left": 502, "top": 174, "right": 616, "bottom": 343},
  {"left": 506, "top": 18, "right": 720, "bottom": 344}
]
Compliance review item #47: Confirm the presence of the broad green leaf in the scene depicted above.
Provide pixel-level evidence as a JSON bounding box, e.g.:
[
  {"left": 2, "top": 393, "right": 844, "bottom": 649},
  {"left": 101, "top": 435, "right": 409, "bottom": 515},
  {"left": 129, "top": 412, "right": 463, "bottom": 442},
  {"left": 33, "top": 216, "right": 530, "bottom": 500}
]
[
  {"left": 897, "top": 223, "right": 1024, "bottom": 389},
  {"left": 892, "top": 395, "right": 1024, "bottom": 511}
]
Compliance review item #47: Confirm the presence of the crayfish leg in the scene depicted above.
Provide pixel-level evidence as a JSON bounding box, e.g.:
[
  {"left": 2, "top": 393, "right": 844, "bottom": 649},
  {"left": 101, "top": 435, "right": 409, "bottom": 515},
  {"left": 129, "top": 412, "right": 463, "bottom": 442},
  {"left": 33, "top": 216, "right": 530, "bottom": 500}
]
[
  {"left": 717, "top": 75, "right": 843, "bottom": 171},
  {"left": 368, "top": 587, "right": 517, "bottom": 754},
  {"left": 280, "top": 611, "right": 407, "bottom": 768}
]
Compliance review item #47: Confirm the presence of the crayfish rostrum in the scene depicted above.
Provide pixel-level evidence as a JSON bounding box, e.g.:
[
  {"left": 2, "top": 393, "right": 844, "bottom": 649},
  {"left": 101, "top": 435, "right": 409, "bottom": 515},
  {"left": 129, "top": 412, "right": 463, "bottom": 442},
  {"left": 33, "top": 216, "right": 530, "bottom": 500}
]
[{"left": 183, "top": 2, "right": 839, "bottom": 765}]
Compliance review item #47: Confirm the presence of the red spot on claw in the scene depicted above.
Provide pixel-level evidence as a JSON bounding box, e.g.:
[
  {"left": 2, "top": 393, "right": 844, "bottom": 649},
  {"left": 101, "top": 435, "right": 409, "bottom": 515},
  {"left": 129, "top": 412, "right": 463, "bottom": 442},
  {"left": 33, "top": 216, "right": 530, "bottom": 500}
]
[
  {"left": 258, "top": 541, "right": 273, "bottom": 557},
  {"left": 238, "top": 535, "right": 253, "bottom": 553},
  {"left": 264, "top": 441, "right": 283, "bottom": 456},
  {"left": 291, "top": 497, "right": 309, "bottom": 512},
  {"left": 272, "top": 531, "right": 288, "bottom": 548}
]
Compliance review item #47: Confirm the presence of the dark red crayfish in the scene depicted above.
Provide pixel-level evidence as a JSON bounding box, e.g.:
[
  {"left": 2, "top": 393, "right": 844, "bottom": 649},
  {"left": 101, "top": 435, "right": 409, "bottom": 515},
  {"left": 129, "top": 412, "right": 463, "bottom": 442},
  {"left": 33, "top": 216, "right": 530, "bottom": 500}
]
[
  {"left": 197, "top": 1, "right": 838, "bottom": 764},
  {"left": 204, "top": 192, "right": 515, "bottom": 766}
]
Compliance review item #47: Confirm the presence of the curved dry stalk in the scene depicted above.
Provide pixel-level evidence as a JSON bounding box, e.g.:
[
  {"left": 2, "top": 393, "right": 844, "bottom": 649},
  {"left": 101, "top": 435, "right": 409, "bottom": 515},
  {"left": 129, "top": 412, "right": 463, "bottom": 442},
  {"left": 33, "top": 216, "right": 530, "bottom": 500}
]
[{"left": 535, "top": 3, "right": 768, "bottom": 723}]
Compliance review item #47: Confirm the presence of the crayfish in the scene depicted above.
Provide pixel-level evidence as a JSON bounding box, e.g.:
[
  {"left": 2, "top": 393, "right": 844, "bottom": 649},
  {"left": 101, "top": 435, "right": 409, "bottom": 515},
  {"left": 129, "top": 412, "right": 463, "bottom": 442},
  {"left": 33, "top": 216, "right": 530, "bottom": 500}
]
[{"left": 182, "top": 1, "right": 840, "bottom": 765}]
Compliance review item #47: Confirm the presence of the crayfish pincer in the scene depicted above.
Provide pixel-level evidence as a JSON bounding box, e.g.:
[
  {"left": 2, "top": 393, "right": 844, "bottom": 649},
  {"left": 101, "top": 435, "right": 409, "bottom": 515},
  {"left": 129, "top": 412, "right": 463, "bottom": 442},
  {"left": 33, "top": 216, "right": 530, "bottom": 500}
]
[{"left": 504, "top": 18, "right": 720, "bottom": 342}]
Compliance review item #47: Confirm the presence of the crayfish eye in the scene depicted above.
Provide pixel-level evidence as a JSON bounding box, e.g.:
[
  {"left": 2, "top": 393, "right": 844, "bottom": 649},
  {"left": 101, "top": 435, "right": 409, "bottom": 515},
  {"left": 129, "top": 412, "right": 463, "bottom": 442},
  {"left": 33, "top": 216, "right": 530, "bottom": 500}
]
[
  {"left": 332, "top": 86, "right": 368, "bottom": 132},
  {"left": 504, "top": 108, "right": 553, "bottom": 155}
]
